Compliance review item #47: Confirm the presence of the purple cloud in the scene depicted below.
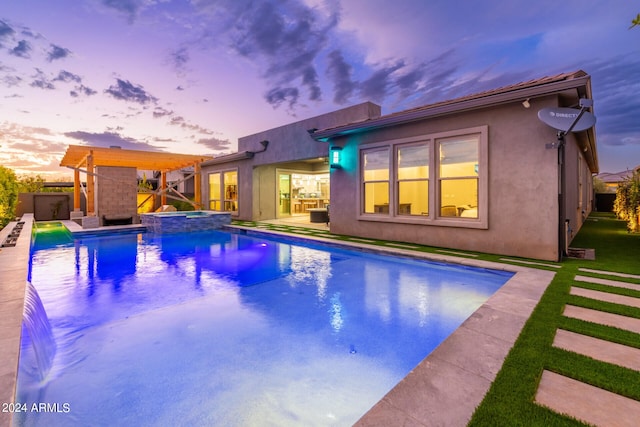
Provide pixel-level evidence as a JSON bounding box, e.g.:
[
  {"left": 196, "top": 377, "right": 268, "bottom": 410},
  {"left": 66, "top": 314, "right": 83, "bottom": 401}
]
[
  {"left": 105, "top": 78, "right": 158, "bottom": 104},
  {"left": 47, "top": 44, "right": 72, "bottom": 62},
  {"left": 10, "top": 40, "right": 31, "bottom": 58},
  {"left": 64, "top": 130, "right": 163, "bottom": 151}
]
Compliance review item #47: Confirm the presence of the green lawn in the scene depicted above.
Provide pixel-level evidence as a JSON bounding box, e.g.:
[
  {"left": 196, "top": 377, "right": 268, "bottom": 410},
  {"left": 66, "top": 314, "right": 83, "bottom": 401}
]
[{"left": 469, "top": 212, "right": 640, "bottom": 426}]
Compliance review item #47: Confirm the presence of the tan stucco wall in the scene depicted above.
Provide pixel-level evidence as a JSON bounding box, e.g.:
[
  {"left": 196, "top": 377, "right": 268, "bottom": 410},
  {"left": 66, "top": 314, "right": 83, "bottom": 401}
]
[
  {"left": 564, "top": 133, "right": 595, "bottom": 244},
  {"left": 252, "top": 165, "right": 276, "bottom": 220},
  {"left": 328, "top": 97, "right": 564, "bottom": 261}
]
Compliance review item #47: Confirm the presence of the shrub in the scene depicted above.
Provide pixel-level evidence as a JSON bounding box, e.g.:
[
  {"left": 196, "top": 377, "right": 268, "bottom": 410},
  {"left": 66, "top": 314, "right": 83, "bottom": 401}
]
[
  {"left": 170, "top": 199, "right": 196, "bottom": 211},
  {"left": 613, "top": 169, "right": 640, "bottom": 232},
  {"left": 17, "top": 174, "right": 45, "bottom": 193},
  {"left": 0, "top": 166, "right": 19, "bottom": 229}
]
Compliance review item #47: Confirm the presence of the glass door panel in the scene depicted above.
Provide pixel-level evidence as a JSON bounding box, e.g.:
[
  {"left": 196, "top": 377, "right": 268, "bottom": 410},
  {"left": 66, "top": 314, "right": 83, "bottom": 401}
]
[{"left": 278, "top": 173, "right": 291, "bottom": 217}]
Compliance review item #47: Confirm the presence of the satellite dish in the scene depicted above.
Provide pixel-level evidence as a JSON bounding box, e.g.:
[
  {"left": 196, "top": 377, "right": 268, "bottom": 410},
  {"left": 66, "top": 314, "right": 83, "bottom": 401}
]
[{"left": 537, "top": 107, "right": 596, "bottom": 132}]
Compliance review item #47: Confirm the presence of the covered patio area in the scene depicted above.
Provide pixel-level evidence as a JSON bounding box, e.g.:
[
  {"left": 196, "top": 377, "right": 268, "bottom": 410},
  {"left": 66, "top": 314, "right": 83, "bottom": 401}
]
[{"left": 60, "top": 145, "right": 212, "bottom": 227}]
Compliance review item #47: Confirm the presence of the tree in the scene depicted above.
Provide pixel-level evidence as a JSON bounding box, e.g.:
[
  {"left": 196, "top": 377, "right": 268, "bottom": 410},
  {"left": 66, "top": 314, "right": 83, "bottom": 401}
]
[
  {"left": 592, "top": 176, "right": 607, "bottom": 193},
  {"left": 0, "top": 166, "right": 19, "bottom": 229},
  {"left": 17, "top": 174, "right": 45, "bottom": 193}
]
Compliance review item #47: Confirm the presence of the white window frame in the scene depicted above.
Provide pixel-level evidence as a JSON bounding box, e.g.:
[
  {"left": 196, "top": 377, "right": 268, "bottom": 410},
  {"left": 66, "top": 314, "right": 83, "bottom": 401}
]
[{"left": 356, "top": 125, "right": 488, "bottom": 229}]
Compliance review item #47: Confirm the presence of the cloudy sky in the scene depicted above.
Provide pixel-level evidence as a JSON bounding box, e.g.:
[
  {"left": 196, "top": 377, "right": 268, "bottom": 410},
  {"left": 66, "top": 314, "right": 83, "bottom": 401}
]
[{"left": 1, "top": 0, "right": 638, "bottom": 177}]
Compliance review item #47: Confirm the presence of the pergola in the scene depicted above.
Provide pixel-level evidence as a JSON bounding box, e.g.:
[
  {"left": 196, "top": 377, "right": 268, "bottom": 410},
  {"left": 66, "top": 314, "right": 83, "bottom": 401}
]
[{"left": 60, "top": 145, "right": 213, "bottom": 216}]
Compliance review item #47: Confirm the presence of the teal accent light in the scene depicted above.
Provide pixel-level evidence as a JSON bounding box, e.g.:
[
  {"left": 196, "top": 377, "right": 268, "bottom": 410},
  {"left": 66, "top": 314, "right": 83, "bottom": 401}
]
[{"left": 330, "top": 146, "right": 342, "bottom": 169}]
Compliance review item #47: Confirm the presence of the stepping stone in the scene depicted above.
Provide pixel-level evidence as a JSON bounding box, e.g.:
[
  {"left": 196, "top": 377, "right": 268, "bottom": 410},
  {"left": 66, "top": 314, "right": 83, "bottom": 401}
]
[
  {"left": 553, "top": 329, "right": 640, "bottom": 371},
  {"left": 575, "top": 275, "right": 640, "bottom": 292},
  {"left": 535, "top": 370, "right": 640, "bottom": 427},
  {"left": 579, "top": 268, "right": 640, "bottom": 281},
  {"left": 386, "top": 242, "right": 422, "bottom": 249},
  {"left": 348, "top": 238, "right": 377, "bottom": 243},
  {"left": 564, "top": 305, "right": 640, "bottom": 335},
  {"left": 570, "top": 287, "right": 640, "bottom": 309},
  {"left": 436, "top": 249, "right": 478, "bottom": 257},
  {"left": 499, "top": 258, "right": 561, "bottom": 268}
]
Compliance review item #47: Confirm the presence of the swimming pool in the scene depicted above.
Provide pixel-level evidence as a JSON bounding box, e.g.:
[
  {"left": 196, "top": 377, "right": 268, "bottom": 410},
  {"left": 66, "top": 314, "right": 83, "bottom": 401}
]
[{"left": 16, "top": 227, "right": 513, "bottom": 426}]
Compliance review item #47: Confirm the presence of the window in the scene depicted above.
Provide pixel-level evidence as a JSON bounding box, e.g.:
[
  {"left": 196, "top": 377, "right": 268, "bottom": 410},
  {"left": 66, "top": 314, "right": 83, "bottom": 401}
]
[
  {"left": 362, "top": 148, "right": 390, "bottom": 214},
  {"left": 208, "top": 169, "right": 238, "bottom": 213},
  {"left": 223, "top": 171, "right": 238, "bottom": 213},
  {"left": 438, "top": 135, "right": 478, "bottom": 218},
  {"left": 578, "top": 153, "right": 583, "bottom": 210},
  {"left": 208, "top": 173, "right": 221, "bottom": 210},
  {"left": 397, "top": 143, "right": 429, "bottom": 216},
  {"left": 357, "top": 126, "right": 487, "bottom": 228}
]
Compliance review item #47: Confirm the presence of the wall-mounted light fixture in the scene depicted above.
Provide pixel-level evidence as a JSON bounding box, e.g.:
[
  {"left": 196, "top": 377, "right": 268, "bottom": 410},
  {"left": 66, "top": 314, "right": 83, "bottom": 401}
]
[
  {"left": 522, "top": 98, "right": 531, "bottom": 109},
  {"left": 257, "top": 140, "right": 269, "bottom": 152},
  {"left": 329, "top": 146, "right": 342, "bottom": 169}
]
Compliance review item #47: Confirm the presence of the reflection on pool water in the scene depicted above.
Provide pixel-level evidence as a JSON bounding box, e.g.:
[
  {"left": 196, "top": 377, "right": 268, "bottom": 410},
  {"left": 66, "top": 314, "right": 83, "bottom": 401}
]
[{"left": 17, "top": 229, "right": 513, "bottom": 426}]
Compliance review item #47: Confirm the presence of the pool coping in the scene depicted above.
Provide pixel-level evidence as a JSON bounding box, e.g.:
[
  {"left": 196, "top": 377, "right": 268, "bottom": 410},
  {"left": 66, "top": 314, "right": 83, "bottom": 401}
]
[
  {"left": 0, "top": 221, "right": 555, "bottom": 427},
  {"left": 0, "top": 215, "right": 34, "bottom": 427}
]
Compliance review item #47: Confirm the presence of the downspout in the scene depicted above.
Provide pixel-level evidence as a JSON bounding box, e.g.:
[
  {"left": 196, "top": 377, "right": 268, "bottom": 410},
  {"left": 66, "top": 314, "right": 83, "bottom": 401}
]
[
  {"left": 557, "top": 132, "right": 567, "bottom": 262},
  {"left": 554, "top": 99, "right": 592, "bottom": 261}
]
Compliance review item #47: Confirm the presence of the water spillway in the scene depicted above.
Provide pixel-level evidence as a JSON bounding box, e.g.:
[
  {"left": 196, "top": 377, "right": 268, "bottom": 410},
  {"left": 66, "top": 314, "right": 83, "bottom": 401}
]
[{"left": 22, "top": 282, "right": 57, "bottom": 382}]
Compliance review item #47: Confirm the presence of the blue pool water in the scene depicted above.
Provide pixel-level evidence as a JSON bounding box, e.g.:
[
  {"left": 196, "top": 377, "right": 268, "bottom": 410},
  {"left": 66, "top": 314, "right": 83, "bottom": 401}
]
[{"left": 17, "top": 228, "right": 513, "bottom": 426}]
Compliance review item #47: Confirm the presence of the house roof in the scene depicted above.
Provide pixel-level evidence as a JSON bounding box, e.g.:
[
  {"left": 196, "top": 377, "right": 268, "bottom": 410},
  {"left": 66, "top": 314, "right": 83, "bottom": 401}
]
[
  {"left": 596, "top": 168, "right": 638, "bottom": 183},
  {"left": 311, "top": 70, "right": 592, "bottom": 141},
  {"left": 311, "top": 70, "right": 597, "bottom": 172},
  {"left": 60, "top": 145, "right": 213, "bottom": 172}
]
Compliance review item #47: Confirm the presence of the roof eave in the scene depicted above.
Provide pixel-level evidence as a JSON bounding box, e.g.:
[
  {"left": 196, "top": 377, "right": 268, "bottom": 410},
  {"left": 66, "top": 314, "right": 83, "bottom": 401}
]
[
  {"left": 200, "top": 151, "right": 255, "bottom": 167},
  {"left": 312, "top": 75, "right": 592, "bottom": 141}
]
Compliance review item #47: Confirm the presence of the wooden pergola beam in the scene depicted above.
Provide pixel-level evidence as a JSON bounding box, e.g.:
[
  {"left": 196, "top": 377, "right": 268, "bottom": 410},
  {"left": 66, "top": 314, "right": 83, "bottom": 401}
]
[
  {"left": 60, "top": 145, "right": 213, "bottom": 171},
  {"left": 60, "top": 145, "right": 213, "bottom": 216},
  {"left": 86, "top": 151, "right": 95, "bottom": 216},
  {"left": 161, "top": 172, "right": 167, "bottom": 206},
  {"left": 194, "top": 162, "right": 202, "bottom": 209},
  {"left": 73, "top": 169, "right": 81, "bottom": 211}
]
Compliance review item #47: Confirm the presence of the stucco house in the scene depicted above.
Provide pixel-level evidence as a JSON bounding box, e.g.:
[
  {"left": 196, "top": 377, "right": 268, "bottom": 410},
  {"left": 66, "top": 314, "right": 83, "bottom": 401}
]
[{"left": 201, "top": 70, "right": 598, "bottom": 261}]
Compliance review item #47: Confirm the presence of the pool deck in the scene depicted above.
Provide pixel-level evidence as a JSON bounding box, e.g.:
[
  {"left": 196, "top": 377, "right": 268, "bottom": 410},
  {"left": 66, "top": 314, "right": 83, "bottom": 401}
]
[
  {"left": 0, "top": 215, "right": 33, "bottom": 427},
  {"left": 0, "top": 219, "right": 554, "bottom": 427}
]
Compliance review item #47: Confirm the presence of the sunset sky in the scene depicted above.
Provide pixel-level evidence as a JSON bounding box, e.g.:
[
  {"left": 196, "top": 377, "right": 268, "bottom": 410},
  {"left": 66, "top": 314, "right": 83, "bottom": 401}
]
[{"left": 1, "top": 0, "right": 638, "bottom": 178}]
